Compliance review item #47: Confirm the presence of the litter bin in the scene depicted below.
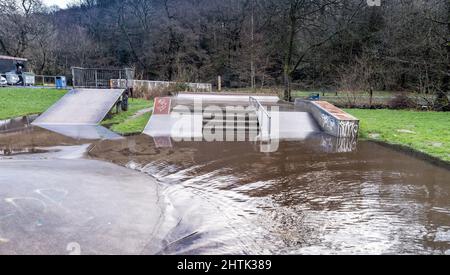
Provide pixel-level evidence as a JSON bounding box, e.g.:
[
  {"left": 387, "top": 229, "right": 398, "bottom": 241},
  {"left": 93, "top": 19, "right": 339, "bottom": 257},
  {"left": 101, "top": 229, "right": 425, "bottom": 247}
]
[
  {"left": 56, "top": 76, "right": 67, "bottom": 89},
  {"left": 23, "top": 73, "right": 35, "bottom": 86}
]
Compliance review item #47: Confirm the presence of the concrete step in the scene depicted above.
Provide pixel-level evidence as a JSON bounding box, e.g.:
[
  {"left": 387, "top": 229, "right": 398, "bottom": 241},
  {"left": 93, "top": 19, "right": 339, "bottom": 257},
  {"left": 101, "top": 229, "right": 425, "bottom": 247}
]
[
  {"left": 203, "top": 117, "right": 259, "bottom": 123},
  {"left": 203, "top": 123, "right": 259, "bottom": 128},
  {"left": 203, "top": 125, "right": 260, "bottom": 132},
  {"left": 203, "top": 113, "right": 257, "bottom": 120},
  {"left": 172, "top": 108, "right": 255, "bottom": 115}
]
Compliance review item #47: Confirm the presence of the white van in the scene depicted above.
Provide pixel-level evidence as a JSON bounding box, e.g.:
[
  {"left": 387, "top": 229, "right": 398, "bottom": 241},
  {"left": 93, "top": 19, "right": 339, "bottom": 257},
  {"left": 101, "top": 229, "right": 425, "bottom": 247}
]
[{"left": 1, "top": 75, "right": 7, "bottom": 86}]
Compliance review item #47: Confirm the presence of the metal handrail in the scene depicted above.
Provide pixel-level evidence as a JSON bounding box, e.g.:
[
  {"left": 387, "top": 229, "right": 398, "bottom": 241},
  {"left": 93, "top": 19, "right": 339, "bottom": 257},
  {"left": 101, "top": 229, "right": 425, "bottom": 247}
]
[{"left": 249, "top": 96, "right": 272, "bottom": 139}]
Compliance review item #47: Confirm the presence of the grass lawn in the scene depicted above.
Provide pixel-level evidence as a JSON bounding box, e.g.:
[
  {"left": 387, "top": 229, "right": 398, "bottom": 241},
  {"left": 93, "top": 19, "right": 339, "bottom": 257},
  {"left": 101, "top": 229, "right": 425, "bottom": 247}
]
[
  {"left": 109, "top": 112, "right": 152, "bottom": 135},
  {"left": 294, "top": 90, "right": 436, "bottom": 107},
  {"left": 0, "top": 87, "right": 67, "bottom": 120},
  {"left": 102, "top": 98, "right": 153, "bottom": 135},
  {"left": 345, "top": 109, "right": 450, "bottom": 162}
]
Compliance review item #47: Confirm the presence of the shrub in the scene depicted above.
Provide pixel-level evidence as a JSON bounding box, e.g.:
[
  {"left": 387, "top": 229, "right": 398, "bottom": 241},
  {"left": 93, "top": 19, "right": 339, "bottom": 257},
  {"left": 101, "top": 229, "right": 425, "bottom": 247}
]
[
  {"left": 133, "top": 84, "right": 171, "bottom": 100},
  {"left": 389, "top": 93, "right": 415, "bottom": 109}
]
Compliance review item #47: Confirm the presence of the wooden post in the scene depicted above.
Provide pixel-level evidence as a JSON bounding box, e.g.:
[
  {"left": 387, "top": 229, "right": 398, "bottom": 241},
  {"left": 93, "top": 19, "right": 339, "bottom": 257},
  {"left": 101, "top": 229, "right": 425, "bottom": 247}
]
[
  {"left": 218, "top": 76, "right": 222, "bottom": 92},
  {"left": 71, "top": 67, "right": 75, "bottom": 88}
]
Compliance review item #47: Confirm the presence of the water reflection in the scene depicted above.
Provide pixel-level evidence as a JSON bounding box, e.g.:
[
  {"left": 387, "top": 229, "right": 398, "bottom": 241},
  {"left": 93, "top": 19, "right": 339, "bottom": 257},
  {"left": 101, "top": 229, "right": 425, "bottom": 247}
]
[
  {"left": 36, "top": 124, "right": 123, "bottom": 140},
  {"left": 0, "top": 116, "right": 120, "bottom": 156},
  {"left": 0, "top": 148, "right": 49, "bottom": 156},
  {"left": 0, "top": 125, "right": 86, "bottom": 157},
  {"left": 1, "top": 115, "right": 122, "bottom": 143},
  {"left": 0, "top": 115, "right": 37, "bottom": 133}
]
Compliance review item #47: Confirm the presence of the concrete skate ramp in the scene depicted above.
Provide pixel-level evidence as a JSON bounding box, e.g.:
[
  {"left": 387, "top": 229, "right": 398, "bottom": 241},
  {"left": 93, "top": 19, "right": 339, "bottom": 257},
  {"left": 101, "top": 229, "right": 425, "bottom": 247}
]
[
  {"left": 33, "top": 89, "right": 124, "bottom": 126},
  {"left": 275, "top": 112, "right": 321, "bottom": 140}
]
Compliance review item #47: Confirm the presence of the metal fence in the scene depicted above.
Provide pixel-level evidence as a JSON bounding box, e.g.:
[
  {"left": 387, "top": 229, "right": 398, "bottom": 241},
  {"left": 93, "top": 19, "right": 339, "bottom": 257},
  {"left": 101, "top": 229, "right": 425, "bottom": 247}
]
[
  {"left": 34, "top": 75, "right": 57, "bottom": 86},
  {"left": 72, "top": 67, "right": 134, "bottom": 89},
  {"left": 111, "top": 79, "right": 213, "bottom": 92}
]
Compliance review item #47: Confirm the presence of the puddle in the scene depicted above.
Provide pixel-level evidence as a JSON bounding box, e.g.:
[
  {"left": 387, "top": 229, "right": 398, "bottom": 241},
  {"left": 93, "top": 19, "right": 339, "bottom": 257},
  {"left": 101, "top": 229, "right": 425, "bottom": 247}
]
[
  {"left": 88, "top": 134, "right": 450, "bottom": 255},
  {"left": 0, "top": 148, "right": 49, "bottom": 156},
  {"left": 0, "top": 122, "right": 92, "bottom": 158},
  {"left": 1, "top": 126, "right": 450, "bottom": 254}
]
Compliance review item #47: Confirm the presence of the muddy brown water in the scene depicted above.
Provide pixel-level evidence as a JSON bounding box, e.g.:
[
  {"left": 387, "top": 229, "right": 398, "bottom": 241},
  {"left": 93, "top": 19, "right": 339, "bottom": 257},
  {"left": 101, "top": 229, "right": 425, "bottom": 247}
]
[{"left": 1, "top": 122, "right": 450, "bottom": 254}]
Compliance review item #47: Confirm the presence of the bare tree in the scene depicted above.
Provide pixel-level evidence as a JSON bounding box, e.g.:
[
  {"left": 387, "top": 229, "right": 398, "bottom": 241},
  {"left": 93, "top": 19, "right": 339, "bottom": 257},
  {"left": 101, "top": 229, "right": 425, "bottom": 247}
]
[
  {"left": 0, "top": 0, "right": 47, "bottom": 57},
  {"left": 436, "top": 0, "right": 450, "bottom": 110},
  {"left": 0, "top": 0, "right": 448, "bottom": 110}
]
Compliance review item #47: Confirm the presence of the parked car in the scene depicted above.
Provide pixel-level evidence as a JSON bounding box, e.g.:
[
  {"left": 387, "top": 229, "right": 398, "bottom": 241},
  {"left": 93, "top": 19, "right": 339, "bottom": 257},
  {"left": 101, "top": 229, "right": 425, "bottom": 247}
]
[
  {"left": 3, "top": 71, "right": 35, "bottom": 86},
  {"left": 0, "top": 75, "right": 7, "bottom": 86},
  {"left": 5, "top": 72, "right": 20, "bottom": 85}
]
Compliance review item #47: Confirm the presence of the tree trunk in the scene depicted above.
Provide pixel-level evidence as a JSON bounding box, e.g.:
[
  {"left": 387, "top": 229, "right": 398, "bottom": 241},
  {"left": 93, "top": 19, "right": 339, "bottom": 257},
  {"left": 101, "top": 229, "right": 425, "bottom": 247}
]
[
  {"left": 284, "top": 66, "right": 292, "bottom": 102},
  {"left": 436, "top": 0, "right": 450, "bottom": 111},
  {"left": 283, "top": 1, "right": 296, "bottom": 102},
  {"left": 250, "top": 0, "right": 256, "bottom": 90}
]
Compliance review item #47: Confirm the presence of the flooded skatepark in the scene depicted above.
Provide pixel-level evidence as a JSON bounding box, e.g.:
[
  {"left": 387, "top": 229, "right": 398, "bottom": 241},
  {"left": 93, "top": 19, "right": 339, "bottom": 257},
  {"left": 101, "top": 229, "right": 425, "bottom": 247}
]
[{"left": 1, "top": 115, "right": 449, "bottom": 255}]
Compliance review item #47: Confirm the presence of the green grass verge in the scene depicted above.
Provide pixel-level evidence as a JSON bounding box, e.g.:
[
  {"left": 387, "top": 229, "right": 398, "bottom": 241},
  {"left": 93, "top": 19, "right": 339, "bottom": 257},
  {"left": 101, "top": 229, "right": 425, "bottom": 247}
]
[
  {"left": 345, "top": 109, "right": 450, "bottom": 162},
  {"left": 0, "top": 87, "right": 67, "bottom": 120},
  {"left": 109, "top": 112, "right": 152, "bottom": 135},
  {"left": 101, "top": 98, "right": 153, "bottom": 135}
]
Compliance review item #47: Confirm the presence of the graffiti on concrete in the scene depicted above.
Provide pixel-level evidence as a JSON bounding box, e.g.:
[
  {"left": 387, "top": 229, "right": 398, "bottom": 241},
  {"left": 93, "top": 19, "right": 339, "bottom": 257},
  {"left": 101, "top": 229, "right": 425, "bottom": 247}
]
[
  {"left": 321, "top": 113, "right": 337, "bottom": 134},
  {"left": 338, "top": 121, "right": 359, "bottom": 138},
  {"left": 320, "top": 136, "right": 358, "bottom": 153}
]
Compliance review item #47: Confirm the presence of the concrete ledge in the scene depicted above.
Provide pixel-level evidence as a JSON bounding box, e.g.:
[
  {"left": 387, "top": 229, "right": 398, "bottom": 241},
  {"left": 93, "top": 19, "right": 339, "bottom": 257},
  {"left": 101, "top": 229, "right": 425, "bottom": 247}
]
[
  {"left": 177, "top": 93, "right": 280, "bottom": 103},
  {"left": 295, "top": 100, "right": 359, "bottom": 139}
]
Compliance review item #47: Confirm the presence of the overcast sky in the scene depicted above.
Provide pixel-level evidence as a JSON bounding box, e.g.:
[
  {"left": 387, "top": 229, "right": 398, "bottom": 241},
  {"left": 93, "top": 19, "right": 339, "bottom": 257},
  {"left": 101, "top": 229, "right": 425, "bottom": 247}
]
[{"left": 42, "top": 0, "right": 71, "bottom": 8}]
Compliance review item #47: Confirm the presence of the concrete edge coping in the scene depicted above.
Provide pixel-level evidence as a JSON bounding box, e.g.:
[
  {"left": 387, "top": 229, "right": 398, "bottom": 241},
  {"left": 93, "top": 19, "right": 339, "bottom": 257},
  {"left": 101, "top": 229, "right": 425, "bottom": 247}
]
[{"left": 312, "top": 101, "right": 359, "bottom": 121}]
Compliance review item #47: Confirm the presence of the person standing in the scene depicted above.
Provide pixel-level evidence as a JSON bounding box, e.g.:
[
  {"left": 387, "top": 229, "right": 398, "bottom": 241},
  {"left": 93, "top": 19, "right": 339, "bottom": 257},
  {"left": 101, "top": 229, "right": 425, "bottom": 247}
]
[{"left": 15, "top": 63, "right": 24, "bottom": 86}]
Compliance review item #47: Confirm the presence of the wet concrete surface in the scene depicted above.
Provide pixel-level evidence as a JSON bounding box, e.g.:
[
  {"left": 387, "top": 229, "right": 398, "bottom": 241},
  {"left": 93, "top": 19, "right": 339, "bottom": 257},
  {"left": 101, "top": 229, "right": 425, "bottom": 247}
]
[
  {"left": 0, "top": 121, "right": 450, "bottom": 254},
  {"left": 0, "top": 123, "right": 165, "bottom": 255},
  {"left": 0, "top": 158, "right": 164, "bottom": 255}
]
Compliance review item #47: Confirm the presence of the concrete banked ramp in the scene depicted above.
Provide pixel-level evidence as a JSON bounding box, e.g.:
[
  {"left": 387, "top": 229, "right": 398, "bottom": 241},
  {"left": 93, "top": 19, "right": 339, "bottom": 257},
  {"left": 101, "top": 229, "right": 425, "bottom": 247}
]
[{"left": 33, "top": 89, "right": 124, "bottom": 126}]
